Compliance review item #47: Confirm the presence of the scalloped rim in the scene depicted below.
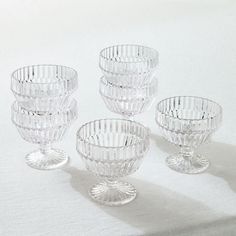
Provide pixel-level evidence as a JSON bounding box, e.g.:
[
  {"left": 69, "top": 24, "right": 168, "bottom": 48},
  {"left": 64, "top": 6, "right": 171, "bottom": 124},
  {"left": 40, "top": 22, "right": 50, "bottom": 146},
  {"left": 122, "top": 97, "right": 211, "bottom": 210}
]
[
  {"left": 156, "top": 96, "right": 223, "bottom": 122},
  {"left": 76, "top": 118, "right": 150, "bottom": 150},
  {"left": 99, "top": 44, "right": 159, "bottom": 64}
]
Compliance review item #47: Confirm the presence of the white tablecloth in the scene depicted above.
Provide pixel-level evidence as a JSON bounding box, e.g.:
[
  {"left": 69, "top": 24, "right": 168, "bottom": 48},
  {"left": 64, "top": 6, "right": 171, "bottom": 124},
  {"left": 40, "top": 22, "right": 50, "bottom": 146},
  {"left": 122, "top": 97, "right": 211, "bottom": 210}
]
[{"left": 0, "top": 0, "right": 236, "bottom": 235}]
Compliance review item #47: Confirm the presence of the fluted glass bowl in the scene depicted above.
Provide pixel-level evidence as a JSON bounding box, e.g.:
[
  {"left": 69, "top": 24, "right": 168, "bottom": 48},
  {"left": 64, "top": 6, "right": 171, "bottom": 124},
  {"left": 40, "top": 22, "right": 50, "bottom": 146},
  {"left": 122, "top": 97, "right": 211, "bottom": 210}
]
[
  {"left": 100, "top": 76, "right": 158, "bottom": 119},
  {"left": 155, "top": 96, "right": 222, "bottom": 174},
  {"left": 99, "top": 44, "right": 158, "bottom": 86},
  {"left": 76, "top": 119, "right": 150, "bottom": 206},
  {"left": 11, "top": 64, "right": 78, "bottom": 111},
  {"left": 12, "top": 100, "right": 78, "bottom": 170}
]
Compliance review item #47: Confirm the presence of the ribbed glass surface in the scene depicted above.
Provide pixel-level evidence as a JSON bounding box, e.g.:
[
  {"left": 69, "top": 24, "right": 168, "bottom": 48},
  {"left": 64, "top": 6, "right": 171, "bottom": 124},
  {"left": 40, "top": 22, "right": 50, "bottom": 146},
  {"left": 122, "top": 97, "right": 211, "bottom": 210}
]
[
  {"left": 11, "top": 99, "right": 78, "bottom": 170},
  {"left": 11, "top": 64, "right": 78, "bottom": 111},
  {"left": 76, "top": 119, "right": 149, "bottom": 206},
  {"left": 155, "top": 96, "right": 222, "bottom": 174},
  {"left": 100, "top": 76, "right": 158, "bottom": 118},
  {"left": 99, "top": 44, "right": 158, "bottom": 86},
  {"left": 156, "top": 96, "right": 222, "bottom": 147},
  {"left": 12, "top": 100, "right": 77, "bottom": 144}
]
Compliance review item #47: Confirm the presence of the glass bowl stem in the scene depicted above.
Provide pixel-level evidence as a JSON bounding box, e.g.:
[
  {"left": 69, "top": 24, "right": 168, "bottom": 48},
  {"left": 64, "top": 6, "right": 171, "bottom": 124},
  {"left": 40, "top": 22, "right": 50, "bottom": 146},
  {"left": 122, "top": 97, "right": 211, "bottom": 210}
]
[
  {"left": 122, "top": 114, "right": 134, "bottom": 120},
  {"left": 180, "top": 146, "right": 195, "bottom": 161},
  {"left": 39, "top": 143, "right": 52, "bottom": 154}
]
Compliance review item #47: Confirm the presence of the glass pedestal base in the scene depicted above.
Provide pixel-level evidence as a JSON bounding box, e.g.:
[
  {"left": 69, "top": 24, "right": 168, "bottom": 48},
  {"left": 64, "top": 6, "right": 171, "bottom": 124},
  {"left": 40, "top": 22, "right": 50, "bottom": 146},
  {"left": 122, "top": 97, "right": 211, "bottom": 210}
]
[
  {"left": 89, "top": 181, "right": 137, "bottom": 206},
  {"left": 25, "top": 148, "right": 69, "bottom": 170},
  {"left": 166, "top": 153, "right": 210, "bottom": 174}
]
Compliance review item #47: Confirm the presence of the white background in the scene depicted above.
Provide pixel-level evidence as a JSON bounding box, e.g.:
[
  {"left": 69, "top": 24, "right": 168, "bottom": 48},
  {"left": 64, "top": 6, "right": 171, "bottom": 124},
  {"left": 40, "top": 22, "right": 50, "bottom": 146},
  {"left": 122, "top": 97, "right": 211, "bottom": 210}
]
[{"left": 0, "top": 0, "right": 236, "bottom": 235}]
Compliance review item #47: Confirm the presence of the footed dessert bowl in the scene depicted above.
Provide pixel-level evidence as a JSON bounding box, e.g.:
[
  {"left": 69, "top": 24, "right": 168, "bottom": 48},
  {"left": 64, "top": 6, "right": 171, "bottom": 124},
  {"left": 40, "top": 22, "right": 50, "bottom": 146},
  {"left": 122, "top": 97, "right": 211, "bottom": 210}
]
[
  {"left": 12, "top": 100, "right": 78, "bottom": 170},
  {"left": 155, "top": 96, "right": 222, "bottom": 174},
  {"left": 76, "top": 118, "right": 150, "bottom": 206}
]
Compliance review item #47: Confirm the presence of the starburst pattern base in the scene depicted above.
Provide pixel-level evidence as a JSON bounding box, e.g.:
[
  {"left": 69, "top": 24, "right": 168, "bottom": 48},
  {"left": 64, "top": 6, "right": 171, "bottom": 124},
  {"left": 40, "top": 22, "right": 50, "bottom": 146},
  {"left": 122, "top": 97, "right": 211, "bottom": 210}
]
[
  {"left": 25, "top": 149, "right": 69, "bottom": 170},
  {"left": 166, "top": 153, "right": 210, "bottom": 174},
  {"left": 89, "top": 181, "right": 137, "bottom": 206}
]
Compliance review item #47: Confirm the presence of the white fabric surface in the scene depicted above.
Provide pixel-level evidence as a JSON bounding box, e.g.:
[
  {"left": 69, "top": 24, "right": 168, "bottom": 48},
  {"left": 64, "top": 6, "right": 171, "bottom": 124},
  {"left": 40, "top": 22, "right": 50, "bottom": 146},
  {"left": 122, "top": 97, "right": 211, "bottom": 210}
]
[{"left": 0, "top": 0, "right": 236, "bottom": 235}]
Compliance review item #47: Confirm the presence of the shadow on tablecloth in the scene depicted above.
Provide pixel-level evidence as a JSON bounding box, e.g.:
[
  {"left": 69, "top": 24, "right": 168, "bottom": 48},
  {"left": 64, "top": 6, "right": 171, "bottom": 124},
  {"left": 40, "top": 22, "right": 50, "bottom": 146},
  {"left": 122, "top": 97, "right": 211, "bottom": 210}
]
[
  {"left": 150, "top": 133, "right": 236, "bottom": 194},
  {"left": 62, "top": 163, "right": 236, "bottom": 235}
]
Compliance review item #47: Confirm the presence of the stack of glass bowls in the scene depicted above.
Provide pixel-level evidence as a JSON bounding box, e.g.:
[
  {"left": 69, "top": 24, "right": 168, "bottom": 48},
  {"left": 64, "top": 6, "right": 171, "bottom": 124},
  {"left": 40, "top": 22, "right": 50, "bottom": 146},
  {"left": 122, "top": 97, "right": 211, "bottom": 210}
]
[
  {"left": 11, "top": 64, "right": 78, "bottom": 170},
  {"left": 99, "top": 44, "right": 159, "bottom": 120}
]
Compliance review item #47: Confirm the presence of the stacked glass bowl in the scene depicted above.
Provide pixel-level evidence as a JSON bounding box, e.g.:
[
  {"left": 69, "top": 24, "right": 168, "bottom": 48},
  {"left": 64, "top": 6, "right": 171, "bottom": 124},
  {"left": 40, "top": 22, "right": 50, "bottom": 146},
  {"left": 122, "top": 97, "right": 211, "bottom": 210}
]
[
  {"left": 99, "top": 44, "right": 159, "bottom": 119},
  {"left": 11, "top": 65, "right": 78, "bottom": 170}
]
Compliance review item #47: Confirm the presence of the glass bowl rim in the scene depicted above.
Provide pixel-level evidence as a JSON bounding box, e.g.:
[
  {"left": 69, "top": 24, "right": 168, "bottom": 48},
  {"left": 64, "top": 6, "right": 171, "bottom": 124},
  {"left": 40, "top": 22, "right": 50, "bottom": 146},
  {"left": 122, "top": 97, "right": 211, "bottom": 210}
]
[
  {"left": 11, "top": 64, "right": 78, "bottom": 85},
  {"left": 156, "top": 96, "right": 223, "bottom": 122},
  {"left": 11, "top": 99, "right": 77, "bottom": 122},
  {"left": 100, "top": 76, "right": 158, "bottom": 90},
  {"left": 99, "top": 44, "right": 159, "bottom": 64},
  {"left": 76, "top": 118, "right": 150, "bottom": 150}
]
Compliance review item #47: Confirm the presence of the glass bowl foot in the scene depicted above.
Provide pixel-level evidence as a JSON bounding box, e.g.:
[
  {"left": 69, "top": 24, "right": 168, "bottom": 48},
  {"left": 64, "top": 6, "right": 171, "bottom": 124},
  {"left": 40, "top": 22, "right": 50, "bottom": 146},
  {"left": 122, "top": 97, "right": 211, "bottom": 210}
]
[
  {"left": 166, "top": 153, "right": 209, "bottom": 174},
  {"left": 25, "top": 149, "right": 69, "bottom": 170},
  {"left": 89, "top": 181, "right": 137, "bottom": 206}
]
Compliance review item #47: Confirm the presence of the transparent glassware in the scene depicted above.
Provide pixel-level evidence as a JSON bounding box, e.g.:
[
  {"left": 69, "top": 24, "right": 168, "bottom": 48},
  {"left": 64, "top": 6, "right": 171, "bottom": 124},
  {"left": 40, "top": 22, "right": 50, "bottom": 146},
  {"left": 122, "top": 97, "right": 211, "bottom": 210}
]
[
  {"left": 76, "top": 119, "right": 150, "bottom": 206},
  {"left": 100, "top": 76, "right": 158, "bottom": 120},
  {"left": 11, "top": 100, "right": 78, "bottom": 170},
  {"left": 155, "top": 96, "right": 222, "bottom": 174},
  {"left": 11, "top": 64, "right": 78, "bottom": 111},
  {"left": 99, "top": 44, "right": 159, "bottom": 86}
]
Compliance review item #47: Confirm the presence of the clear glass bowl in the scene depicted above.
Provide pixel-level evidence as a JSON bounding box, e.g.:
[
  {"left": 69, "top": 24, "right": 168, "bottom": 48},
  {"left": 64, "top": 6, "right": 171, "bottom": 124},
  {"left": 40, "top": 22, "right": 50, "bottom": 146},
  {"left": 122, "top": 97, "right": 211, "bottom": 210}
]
[
  {"left": 100, "top": 76, "right": 158, "bottom": 119},
  {"left": 11, "top": 64, "right": 78, "bottom": 111},
  {"left": 99, "top": 44, "right": 159, "bottom": 86},
  {"left": 155, "top": 96, "right": 222, "bottom": 174},
  {"left": 76, "top": 119, "right": 150, "bottom": 206},
  {"left": 11, "top": 100, "right": 78, "bottom": 170}
]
